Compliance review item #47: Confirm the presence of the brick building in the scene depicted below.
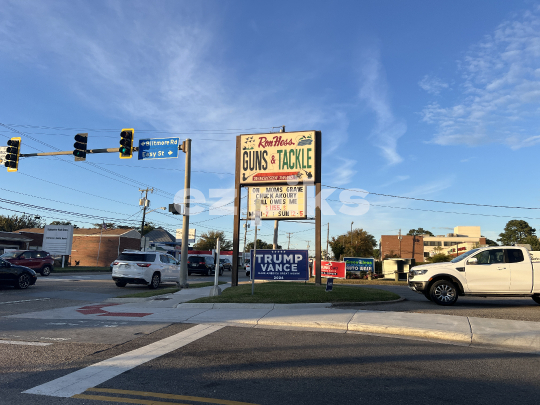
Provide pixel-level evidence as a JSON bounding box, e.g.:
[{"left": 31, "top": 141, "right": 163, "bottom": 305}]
[
  {"left": 17, "top": 228, "right": 141, "bottom": 267},
  {"left": 0, "top": 232, "right": 33, "bottom": 253},
  {"left": 379, "top": 235, "right": 424, "bottom": 263}
]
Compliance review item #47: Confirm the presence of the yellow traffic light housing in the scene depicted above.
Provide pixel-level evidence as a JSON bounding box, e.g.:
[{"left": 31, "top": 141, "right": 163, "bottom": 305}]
[
  {"left": 5, "top": 137, "right": 21, "bottom": 172},
  {"left": 119, "top": 128, "right": 134, "bottom": 159}
]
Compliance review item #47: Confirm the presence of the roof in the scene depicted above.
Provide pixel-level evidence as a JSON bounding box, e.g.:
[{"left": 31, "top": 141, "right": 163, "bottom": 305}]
[
  {"left": 143, "top": 228, "right": 176, "bottom": 243},
  {"left": 0, "top": 231, "right": 33, "bottom": 242},
  {"left": 17, "top": 228, "right": 140, "bottom": 237}
]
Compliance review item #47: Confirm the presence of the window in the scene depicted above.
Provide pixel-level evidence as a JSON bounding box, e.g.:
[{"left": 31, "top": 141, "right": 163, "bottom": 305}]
[
  {"left": 189, "top": 256, "right": 205, "bottom": 263},
  {"left": 506, "top": 249, "right": 524, "bottom": 263},
  {"left": 117, "top": 253, "right": 156, "bottom": 262},
  {"left": 22, "top": 251, "right": 34, "bottom": 259},
  {"left": 424, "top": 252, "right": 430, "bottom": 258},
  {"left": 423, "top": 242, "right": 428, "bottom": 246},
  {"left": 472, "top": 249, "right": 504, "bottom": 265},
  {"left": 160, "top": 255, "right": 168, "bottom": 263},
  {"left": 35, "top": 251, "right": 48, "bottom": 258}
]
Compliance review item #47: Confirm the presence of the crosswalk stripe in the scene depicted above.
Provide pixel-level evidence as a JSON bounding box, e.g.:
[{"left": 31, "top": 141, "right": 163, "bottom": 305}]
[{"left": 23, "top": 324, "right": 224, "bottom": 398}]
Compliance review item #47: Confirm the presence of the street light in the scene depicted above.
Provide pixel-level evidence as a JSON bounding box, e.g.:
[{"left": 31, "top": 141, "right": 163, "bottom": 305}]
[{"left": 351, "top": 221, "right": 354, "bottom": 245}]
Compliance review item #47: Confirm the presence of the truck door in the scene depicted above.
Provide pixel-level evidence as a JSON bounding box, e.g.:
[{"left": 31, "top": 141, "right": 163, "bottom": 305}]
[
  {"left": 506, "top": 248, "right": 533, "bottom": 293},
  {"left": 465, "top": 249, "right": 509, "bottom": 292}
]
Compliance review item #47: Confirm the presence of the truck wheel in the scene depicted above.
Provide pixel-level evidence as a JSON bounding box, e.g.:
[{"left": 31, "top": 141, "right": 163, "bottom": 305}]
[
  {"left": 429, "top": 280, "right": 458, "bottom": 306},
  {"left": 532, "top": 295, "right": 540, "bottom": 305},
  {"left": 115, "top": 281, "right": 127, "bottom": 287}
]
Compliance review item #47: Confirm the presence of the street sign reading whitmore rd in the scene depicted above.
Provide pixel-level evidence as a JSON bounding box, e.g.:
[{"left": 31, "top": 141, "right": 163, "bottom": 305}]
[
  {"left": 138, "top": 138, "right": 180, "bottom": 160},
  {"left": 239, "top": 131, "right": 317, "bottom": 185}
]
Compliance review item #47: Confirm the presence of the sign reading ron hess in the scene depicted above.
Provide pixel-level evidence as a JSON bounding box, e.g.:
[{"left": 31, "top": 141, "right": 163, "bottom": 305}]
[
  {"left": 250, "top": 249, "right": 309, "bottom": 281},
  {"left": 240, "top": 131, "right": 317, "bottom": 185}
]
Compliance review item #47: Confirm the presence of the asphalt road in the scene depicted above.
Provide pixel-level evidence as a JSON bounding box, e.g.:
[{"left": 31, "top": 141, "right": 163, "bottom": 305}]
[{"left": 2, "top": 324, "right": 540, "bottom": 405}]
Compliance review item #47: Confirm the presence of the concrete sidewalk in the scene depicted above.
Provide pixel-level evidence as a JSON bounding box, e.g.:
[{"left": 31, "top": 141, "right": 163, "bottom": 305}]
[{"left": 11, "top": 282, "right": 540, "bottom": 355}]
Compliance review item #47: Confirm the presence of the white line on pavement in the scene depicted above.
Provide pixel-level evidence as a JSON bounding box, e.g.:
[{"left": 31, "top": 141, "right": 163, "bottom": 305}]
[
  {"left": 0, "top": 340, "right": 52, "bottom": 346},
  {"left": 23, "top": 323, "right": 224, "bottom": 398},
  {"left": 0, "top": 298, "right": 51, "bottom": 305}
]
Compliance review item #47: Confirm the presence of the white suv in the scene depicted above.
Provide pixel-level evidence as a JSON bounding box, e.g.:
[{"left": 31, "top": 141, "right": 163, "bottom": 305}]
[{"left": 111, "top": 251, "right": 180, "bottom": 289}]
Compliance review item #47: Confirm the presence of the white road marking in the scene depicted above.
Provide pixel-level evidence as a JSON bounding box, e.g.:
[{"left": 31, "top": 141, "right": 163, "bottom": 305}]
[
  {"left": 0, "top": 340, "right": 52, "bottom": 346},
  {"left": 24, "top": 323, "right": 224, "bottom": 398},
  {"left": 0, "top": 298, "right": 50, "bottom": 305}
]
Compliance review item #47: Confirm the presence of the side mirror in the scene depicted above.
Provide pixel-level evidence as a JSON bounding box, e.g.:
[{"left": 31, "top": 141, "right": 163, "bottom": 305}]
[{"left": 467, "top": 258, "right": 478, "bottom": 265}]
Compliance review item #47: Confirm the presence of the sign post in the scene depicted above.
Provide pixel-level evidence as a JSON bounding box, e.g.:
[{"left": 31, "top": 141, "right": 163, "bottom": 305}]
[{"left": 252, "top": 199, "right": 261, "bottom": 295}]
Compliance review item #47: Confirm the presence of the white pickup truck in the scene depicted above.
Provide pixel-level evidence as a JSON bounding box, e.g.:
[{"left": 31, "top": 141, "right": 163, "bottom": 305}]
[{"left": 408, "top": 246, "right": 540, "bottom": 306}]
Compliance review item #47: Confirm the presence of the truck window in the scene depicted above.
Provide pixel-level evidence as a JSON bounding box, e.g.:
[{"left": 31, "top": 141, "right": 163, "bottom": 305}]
[
  {"left": 506, "top": 249, "right": 524, "bottom": 263},
  {"left": 472, "top": 249, "right": 504, "bottom": 264}
]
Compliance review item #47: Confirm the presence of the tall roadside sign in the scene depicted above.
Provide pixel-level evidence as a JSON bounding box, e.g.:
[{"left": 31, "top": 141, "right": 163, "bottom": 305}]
[{"left": 232, "top": 130, "right": 322, "bottom": 287}]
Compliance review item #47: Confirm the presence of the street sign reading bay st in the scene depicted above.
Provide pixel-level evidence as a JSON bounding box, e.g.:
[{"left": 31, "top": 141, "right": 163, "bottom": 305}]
[{"left": 138, "top": 138, "right": 180, "bottom": 160}]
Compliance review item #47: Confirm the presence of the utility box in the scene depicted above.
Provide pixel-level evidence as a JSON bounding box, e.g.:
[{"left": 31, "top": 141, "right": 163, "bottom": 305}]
[{"left": 383, "top": 258, "right": 415, "bottom": 280}]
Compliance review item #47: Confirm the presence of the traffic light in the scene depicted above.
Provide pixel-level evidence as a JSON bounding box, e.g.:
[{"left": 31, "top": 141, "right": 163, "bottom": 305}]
[
  {"left": 73, "top": 133, "right": 88, "bottom": 161},
  {"left": 4, "top": 137, "right": 21, "bottom": 172},
  {"left": 119, "top": 128, "right": 134, "bottom": 159}
]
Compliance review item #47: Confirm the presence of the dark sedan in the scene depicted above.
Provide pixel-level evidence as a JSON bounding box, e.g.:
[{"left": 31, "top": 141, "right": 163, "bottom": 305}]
[{"left": 0, "top": 258, "right": 37, "bottom": 289}]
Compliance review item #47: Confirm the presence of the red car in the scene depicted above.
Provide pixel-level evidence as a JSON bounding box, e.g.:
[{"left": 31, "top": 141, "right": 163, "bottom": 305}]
[{"left": 1, "top": 250, "right": 54, "bottom": 276}]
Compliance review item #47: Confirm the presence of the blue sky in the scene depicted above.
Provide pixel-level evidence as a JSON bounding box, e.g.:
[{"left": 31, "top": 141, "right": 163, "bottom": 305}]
[{"left": 2, "top": 0, "right": 540, "bottom": 252}]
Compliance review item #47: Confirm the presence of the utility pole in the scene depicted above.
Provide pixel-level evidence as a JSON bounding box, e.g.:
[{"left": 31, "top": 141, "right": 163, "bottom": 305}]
[
  {"left": 350, "top": 221, "right": 354, "bottom": 245},
  {"left": 179, "top": 139, "right": 192, "bottom": 288},
  {"left": 139, "top": 188, "right": 154, "bottom": 250},
  {"left": 272, "top": 126, "right": 285, "bottom": 249},
  {"left": 399, "top": 228, "right": 402, "bottom": 258},
  {"left": 287, "top": 232, "right": 292, "bottom": 249}
]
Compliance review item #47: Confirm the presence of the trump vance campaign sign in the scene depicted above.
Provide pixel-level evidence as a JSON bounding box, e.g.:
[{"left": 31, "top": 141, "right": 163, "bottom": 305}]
[
  {"left": 240, "top": 131, "right": 317, "bottom": 185},
  {"left": 247, "top": 185, "right": 307, "bottom": 220},
  {"left": 250, "top": 249, "right": 309, "bottom": 281}
]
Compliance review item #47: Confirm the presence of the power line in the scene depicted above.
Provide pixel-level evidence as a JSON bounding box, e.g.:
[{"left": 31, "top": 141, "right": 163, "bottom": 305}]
[{"left": 323, "top": 185, "right": 540, "bottom": 210}]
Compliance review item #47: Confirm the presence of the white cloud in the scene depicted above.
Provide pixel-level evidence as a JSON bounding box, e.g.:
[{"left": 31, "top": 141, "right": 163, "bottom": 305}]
[
  {"left": 421, "top": 7, "right": 540, "bottom": 148},
  {"left": 359, "top": 49, "right": 406, "bottom": 165},
  {"left": 0, "top": 1, "right": 351, "bottom": 171},
  {"left": 327, "top": 157, "right": 357, "bottom": 186},
  {"left": 380, "top": 175, "right": 410, "bottom": 188},
  {"left": 418, "top": 75, "right": 449, "bottom": 95}
]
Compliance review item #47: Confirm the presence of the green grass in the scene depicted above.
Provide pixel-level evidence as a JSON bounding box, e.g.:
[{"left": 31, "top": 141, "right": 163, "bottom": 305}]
[
  {"left": 117, "top": 281, "right": 227, "bottom": 298},
  {"left": 188, "top": 282, "right": 400, "bottom": 304},
  {"left": 308, "top": 277, "right": 407, "bottom": 286},
  {"left": 187, "top": 281, "right": 227, "bottom": 289},
  {"left": 53, "top": 266, "right": 111, "bottom": 273}
]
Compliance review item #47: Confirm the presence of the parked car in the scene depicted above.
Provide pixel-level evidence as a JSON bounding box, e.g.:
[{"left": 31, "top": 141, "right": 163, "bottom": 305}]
[
  {"left": 408, "top": 246, "right": 540, "bottom": 306},
  {"left": 1, "top": 250, "right": 54, "bottom": 276},
  {"left": 0, "top": 258, "right": 37, "bottom": 289},
  {"left": 111, "top": 251, "right": 180, "bottom": 288},
  {"left": 220, "top": 259, "right": 232, "bottom": 271},
  {"left": 187, "top": 255, "right": 222, "bottom": 276}
]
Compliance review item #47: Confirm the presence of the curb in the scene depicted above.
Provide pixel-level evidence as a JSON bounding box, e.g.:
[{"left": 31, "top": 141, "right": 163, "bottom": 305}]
[{"left": 331, "top": 298, "right": 406, "bottom": 307}]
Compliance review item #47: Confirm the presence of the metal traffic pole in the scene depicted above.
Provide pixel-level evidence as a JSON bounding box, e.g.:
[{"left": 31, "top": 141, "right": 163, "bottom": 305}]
[
  {"left": 210, "top": 237, "right": 222, "bottom": 296},
  {"left": 178, "top": 139, "right": 191, "bottom": 288}
]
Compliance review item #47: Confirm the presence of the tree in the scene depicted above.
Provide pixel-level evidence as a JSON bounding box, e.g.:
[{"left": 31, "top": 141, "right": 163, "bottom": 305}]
[
  {"left": 93, "top": 222, "right": 117, "bottom": 229},
  {"left": 141, "top": 222, "right": 156, "bottom": 236},
  {"left": 498, "top": 220, "right": 536, "bottom": 245},
  {"left": 49, "top": 221, "right": 79, "bottom": 229},
  {"left": 429, "top": 253, "right": 451, "bottom": 263},
  {"left": 0, "top": 214, "right": 43, "bottom": 232},
  {"left": 523, "top": 235, "right": 540, "bottom": 251},
  {"left": 245, "top": 239, "right": 282, "bottom": 251},
  {"left": 329, "top": 228, "right": 376, "bottom": 260},
  {"left": 193, "top": 230, "right": 233, "bottom": 251},
  {"left": 407, "top": 228, "right": 434, "bottom": 236},
  {"left": 485, "top": 238, "right": 498, "bottom": 246}
]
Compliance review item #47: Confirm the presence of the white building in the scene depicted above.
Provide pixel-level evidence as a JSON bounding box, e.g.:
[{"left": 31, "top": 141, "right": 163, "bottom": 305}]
[{"left": 423, "top": 226, "right": 486, "bottom": 258}]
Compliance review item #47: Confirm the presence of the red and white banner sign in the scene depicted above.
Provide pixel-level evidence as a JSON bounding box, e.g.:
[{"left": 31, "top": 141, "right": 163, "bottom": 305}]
[{"left": 312, "top": 261, "right": 346, "bottom": 278}]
